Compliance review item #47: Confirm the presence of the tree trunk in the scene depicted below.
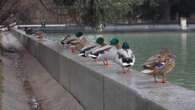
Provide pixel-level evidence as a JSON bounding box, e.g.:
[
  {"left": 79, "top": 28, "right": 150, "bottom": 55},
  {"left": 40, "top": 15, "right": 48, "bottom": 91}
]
[{"left": 159, "top": 0, "right": 171, "bottom": 22}]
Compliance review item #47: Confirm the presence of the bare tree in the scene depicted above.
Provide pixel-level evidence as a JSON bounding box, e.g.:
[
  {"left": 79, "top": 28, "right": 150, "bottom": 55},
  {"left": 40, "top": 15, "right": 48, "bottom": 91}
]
[{"left": 0, "top": 0, "right": 20, "bottom": 25}]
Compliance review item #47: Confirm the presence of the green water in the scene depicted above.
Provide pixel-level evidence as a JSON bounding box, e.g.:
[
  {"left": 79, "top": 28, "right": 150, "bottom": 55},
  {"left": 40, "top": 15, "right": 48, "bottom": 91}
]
[{"left": 47, "top": 32, "right": 195, "bottom": 90}]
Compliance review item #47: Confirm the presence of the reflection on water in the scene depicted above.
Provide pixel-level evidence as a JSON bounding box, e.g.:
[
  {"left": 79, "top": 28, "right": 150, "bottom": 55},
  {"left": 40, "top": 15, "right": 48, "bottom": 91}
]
[{"left": 47, "top": 32, "right": 195, "bottom": 90}]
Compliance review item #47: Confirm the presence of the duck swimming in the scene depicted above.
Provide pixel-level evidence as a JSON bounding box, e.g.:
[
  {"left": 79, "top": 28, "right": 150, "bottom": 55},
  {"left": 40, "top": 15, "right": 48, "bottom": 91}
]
[
  {"left": 142, "top": 49, "right": 176, "bottom": 83},
  {"left": 116, "top": 42, "right": 135, "bottom": 73}
]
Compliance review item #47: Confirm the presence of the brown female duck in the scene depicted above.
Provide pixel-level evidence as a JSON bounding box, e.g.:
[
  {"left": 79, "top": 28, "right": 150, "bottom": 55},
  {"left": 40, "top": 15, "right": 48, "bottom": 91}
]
[{"left": 142, "top": 49, "right": 176, "bottom": 83}]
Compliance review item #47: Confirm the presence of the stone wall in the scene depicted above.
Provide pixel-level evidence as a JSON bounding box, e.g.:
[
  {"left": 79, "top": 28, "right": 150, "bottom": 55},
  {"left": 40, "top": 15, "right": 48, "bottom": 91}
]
[{"left": 11, "top": 28, "right": 195, "bottom": 110}]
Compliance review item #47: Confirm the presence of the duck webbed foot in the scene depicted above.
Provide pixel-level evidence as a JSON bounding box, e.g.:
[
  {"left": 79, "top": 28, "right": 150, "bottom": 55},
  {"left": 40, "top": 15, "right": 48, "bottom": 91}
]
[
  {"left": 153, "top": 75, "right": 168, "bottom": 83},
  {"left": 160, "top": 76, "right": 168, "bottom": 83},
  {"left": 69, "top": 46, "right": 76, "bottom": 53},
  {"left": 155, "top": 80, "right": 168, "bottom": 83},
  {"left": 103, "top": 60, "right": 112, "bottom": 67},
  {"left": 159, "top": 80, "right": 168, "bottom": 83},
  {"left": 121, "top": 67, "right": 130, "bottom": 74}
]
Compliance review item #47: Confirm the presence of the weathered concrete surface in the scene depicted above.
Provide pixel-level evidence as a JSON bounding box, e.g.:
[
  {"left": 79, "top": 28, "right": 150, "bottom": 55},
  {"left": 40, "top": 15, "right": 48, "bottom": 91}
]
[
  {"left": 1, "top": 32, "right": 83, "bottom": 110},
  {"left": 11, "top": 28, "right": 195, "bottom": 110},
  {"left": 22, "top": 50, "right": 83, "bottom": 110},
  {"left": 1, "top": 55, "right": 30, "bottom": 110}
]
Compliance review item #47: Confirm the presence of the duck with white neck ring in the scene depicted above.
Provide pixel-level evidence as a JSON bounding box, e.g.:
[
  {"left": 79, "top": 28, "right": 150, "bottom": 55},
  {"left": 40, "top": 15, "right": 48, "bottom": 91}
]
[
  {"left": 116, "top": 42, "right": 135, "bottom": 74},
  {"left": 79, "top": 36, "right": 107, "bottom": 57},
  {"left": 89, "top": 38, "right": 120, "bottom": 66},
  {"left": 62, "top": 32, "right": 89, "bottom": 53}
]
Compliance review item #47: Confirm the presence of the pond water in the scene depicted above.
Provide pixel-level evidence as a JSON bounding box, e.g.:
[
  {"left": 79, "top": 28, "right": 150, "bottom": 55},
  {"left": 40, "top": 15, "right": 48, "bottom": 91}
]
[{"left": 47, "top": 32, "right": 195, "bottom": 90}]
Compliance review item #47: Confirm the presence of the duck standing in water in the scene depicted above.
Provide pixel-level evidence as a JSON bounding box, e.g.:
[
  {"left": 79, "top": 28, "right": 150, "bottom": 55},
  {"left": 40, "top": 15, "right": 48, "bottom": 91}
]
[
  {"left": 79, "top": 36, "right": 106, "bottom": 57},
  {"left": 116, "top": 42, "right": 135, "bottom": 73},
  {"left": 89, "top": 38, "right": 120, "bottom": 66},
  {"left": 142, "top": 49, "right": 176, "bottom": 83}
]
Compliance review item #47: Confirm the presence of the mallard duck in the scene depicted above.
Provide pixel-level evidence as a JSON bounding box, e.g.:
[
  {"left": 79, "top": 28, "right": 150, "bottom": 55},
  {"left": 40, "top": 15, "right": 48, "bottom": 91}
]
[
  {"left": 89, "top": 38, "right": 120, "bottom": 66},
  {"left": 79, "top": 37, "right": 106, "bottom": 57},
  {"left": 60, "top": 34, "right": 71, "bottom": 45},
  {"left": 142, "top": 49, "right": 176, "bottom": 83},
  {"left": 116, "top": 42, "right": 135, "bottom": 73},
  {"left": 62, "top": 32, "right": 83, "bottom": 46},
  {"left": 62, "top": 32, "right": 89, "bottom": 53}
]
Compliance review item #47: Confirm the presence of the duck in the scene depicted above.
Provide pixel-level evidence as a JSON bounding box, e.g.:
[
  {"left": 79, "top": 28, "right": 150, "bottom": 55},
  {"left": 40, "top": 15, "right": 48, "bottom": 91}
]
[
  {"left": 116, "top": 42, "right": 135, "bottom": 73},
  {"left": 60, "top": 34, "right": 71, "bottom": 45},
  {"left": 61, "top": 32, "right": 83, "bottom": 46},
  {"left": 61, "top": 32, "right": 89, "bottom": 53},
  {"left": 142, "top": 49, "right": 176, "bottom": 83},
  {"left": 89, "top": 38, "right": 120, "bottom": 66},
  {"left": 79, "top": 36, "right": 106, "bottom": 57}
]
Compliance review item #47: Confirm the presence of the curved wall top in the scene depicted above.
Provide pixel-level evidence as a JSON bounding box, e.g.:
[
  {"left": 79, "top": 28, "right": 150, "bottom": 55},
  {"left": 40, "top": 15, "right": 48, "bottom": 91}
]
[{"left": 11, "top": 28, "right": 195, "bottom": 110}]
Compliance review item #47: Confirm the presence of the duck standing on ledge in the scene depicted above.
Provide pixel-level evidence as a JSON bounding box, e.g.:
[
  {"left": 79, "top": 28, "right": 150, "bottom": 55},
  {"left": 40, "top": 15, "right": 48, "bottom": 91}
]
[
  {"left": 60, "top": 34, "right": 71, "bottom": 46},
  {"left": 89, "top": 38, "right": 120, "bottom": 66},
  {"left": 142, "top": 49, "right": 176, "bottom": 83},
  {"left": 116, "top": 42, "right": 135, "bottom": 73},
  {"left": 61, "top": 32, "right": 89, "bottom": 53},
  {"left": 79, "top": 37, "right": 106, "bottom": 57}
]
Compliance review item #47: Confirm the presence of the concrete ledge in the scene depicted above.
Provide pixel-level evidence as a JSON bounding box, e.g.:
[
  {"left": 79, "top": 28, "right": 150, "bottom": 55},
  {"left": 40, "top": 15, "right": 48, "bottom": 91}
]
[
  {"left": 18, "top": 24, "right": 195, "bottom": 33},
  {"left": 11, "top": 28, "right": 195, "bottom": 110}
]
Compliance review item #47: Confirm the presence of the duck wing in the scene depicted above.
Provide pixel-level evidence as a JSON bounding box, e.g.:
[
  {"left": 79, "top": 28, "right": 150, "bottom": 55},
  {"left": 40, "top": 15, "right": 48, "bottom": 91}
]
[
  {"left": 79, "top": 44, "right": 97, "bottom": 57},
  {"left": 80, "top": 44, "right": 97, "bottom": 52},
  {"left": 116, "top": 49, "right": 135, "bottom": 67},
  {"left": 93, "top": 45, "right": 112, "bottom": 54},
  {"left": 143, "top": 54, "right": 161, "bottom": 69},
  {"left": 160, "top": 58, "right": 176, "bottom": 75}
]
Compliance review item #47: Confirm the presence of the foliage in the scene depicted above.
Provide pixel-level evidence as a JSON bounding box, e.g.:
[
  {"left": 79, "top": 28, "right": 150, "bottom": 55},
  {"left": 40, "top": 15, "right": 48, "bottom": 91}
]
[
  {"left": 76, "top": 0, "right": 144, "bottom": 30},
  {"left": 53, "top": 0, "right": 76, "bottom": 6},
  {"left": 177, "top": 0, "right": 193, "bottom": 17},
  {"left": 52, "top": 0, "right": 144, "bottom": 30},
  {"left": 2, "top": 0, "right": 195, "bottom": 27},
  {"left": 0, "top": 0, "right": 19, "bottom": 25},
  {"left": 76, "top": 0, "right": 112, "bottom": 31},
  {"left": 139, "top": 0, "right": 160, "bottom": 21}
]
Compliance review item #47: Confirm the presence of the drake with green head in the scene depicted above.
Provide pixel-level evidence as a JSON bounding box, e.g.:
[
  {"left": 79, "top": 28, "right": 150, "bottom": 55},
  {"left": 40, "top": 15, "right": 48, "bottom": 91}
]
[
  {"left": 89, "top": 38, "right": 120, "bottom": 66},
  {"left": 116, "top": 42, "right": 135, "bottom": 73},
  {"left": 79, "top": 36, "right": 106, "bottom": 57}
]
